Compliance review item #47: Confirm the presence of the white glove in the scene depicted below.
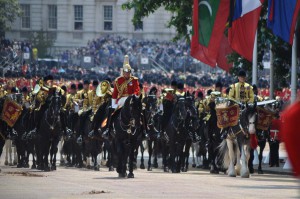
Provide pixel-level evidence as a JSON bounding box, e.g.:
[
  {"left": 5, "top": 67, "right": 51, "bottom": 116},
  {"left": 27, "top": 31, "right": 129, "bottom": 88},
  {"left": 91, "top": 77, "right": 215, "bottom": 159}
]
[{"left": 112, "top": 98, "right": 118, "bottom": 109}]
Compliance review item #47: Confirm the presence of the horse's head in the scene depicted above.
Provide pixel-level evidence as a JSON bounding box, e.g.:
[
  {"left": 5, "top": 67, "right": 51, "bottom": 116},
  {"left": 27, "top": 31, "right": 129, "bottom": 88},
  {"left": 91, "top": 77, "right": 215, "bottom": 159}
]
[
  {"left": 185, "top": 91, "right": 200, "bottom": 130},
  {"left": 174, "top": 95, "right": 187, "bottom": 121},
  {"left": 241, "top": 102, "right": 257, "bottom": 134},
  {"left": 143, "top": 94, "right": 157, "bottom": 113},
  {"left": 48, "top": 92, "right": 62, "bottom": 116},
  {"left": 125, "top": 95, "right": 143, "bottom": 129}
]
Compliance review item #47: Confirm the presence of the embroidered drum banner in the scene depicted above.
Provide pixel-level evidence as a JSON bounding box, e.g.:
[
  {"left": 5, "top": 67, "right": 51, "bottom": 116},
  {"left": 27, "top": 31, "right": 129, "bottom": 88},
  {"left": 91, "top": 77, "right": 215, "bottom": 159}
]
[
  {"left": 216, "top": 104, "right": 240, "bottom": 128},
  {"left": 256, "top": 107, "right": 273, "bottom": 131},
  {"left": 1, "top": 99, "right": 23, "bottom": 127}
]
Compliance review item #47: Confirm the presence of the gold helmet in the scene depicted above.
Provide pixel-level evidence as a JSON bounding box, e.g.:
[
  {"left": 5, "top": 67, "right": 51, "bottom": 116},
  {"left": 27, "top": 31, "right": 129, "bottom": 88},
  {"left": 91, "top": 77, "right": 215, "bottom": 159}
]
[
  {"left": 96, "top": 80, "right": 111, "bottom": 97},
  {"left": 123, "top": 55, "right": 131, "bottom": 73}
]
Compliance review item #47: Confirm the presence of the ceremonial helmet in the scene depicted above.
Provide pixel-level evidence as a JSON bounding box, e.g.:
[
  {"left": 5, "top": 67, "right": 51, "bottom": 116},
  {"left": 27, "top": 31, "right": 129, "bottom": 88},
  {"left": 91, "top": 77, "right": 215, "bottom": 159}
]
[
  {"left": 123, "top": 55, "right": 131, "bottom": 73},
  {"left": 96, "top": 80, "right": 111, "bottom": 97}
]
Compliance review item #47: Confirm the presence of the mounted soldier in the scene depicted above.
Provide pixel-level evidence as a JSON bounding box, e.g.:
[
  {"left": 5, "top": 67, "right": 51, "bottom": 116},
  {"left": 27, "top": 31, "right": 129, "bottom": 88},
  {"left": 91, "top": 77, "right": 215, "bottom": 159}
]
[
  {"left": 88, "top": 80, "right": 112, "bottom": 138},
  {"left": 102, "top": 55, "right": 140, "bottom": 139},
  {"left": 158, "top": 80, "right": 177, "bottom": 138},
  {"left": 75, "top": 80, "right": 91, "bottom": 141},
  {"left": 63, "top": 84, "right": 77, "bottom": 132},
  {"left": 228, "top": 70, "right": 257, "bottom": 149}
]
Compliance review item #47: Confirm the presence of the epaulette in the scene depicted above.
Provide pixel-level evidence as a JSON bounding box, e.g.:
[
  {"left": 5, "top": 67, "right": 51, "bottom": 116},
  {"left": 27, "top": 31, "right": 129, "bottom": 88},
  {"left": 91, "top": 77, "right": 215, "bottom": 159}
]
[{"left": 132, "top": 76, "right": 138, "bottom": 80}]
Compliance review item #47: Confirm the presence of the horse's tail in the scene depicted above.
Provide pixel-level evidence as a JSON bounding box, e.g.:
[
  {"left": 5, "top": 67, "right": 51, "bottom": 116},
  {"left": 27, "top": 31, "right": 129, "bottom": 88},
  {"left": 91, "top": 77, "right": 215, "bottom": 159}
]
[{"left": 218, "top": 139, "right": 238, "bottom": 169}]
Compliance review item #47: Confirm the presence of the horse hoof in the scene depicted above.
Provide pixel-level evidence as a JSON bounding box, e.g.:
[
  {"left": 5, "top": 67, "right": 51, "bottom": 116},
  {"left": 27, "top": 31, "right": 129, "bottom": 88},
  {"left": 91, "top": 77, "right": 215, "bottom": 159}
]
[
  {"left": 196, "top": 165, "right": 201, "bottom": 168},
  {"left": 44, "top": 167, "right": 51, "bottom": 172},
  {"left": 10, "top": 163, "right": 14, "bottom": 167},
  {"left": 249, "top": 168, "right": 254, "bottom": 174},
  {"left": 164, "top": 167, "right": 169, "bottom": 172},
  {"left": 51, "top": 166, "right": 57, "bottom": 170},
  {"left": 101, "top": 160, "right": 107, "bottom": 166},
  {"left": 258, "top": 170, "right": 264, "bottom": 174},
  {"left": 13, "top": 161, "right": 18, "bottom": 166},
  {"left": 109, "top": 166, "right": 114, "bottom": 172},
  {"left": 4, "top": 161, "right": 8, "bottom": 166},
  {"left": 118, "top": 173, "right": 127, "bottom": 178},
  {"left": 76, "top": 164, "right": 83, "bottom": 168},
  {"left": 153, "top": 162, "right": 158, "bottom": 168},
  {"left": 241, "top": 174, "right": 250, "bottom": 178},
  {"left": 210, "top": 170, "right": 219, "bottom": 174},
  {"left": 16, "top": 163, "right": 22, "bottom": 168},
  {"left": 86, "top": 165, "right": 91, "bottom": 169},
  {"left": 147, "top": 167, "right": 152, "bottom": 171},
  {"left": 128, "top": 173, "right": 134, "bottom": 178},
  {"left": 31, "top": 165, "right": 36, "bottom": 169},
  {"left": 24, "top": 163, "right": 29, "bottom": 168},
  {"left": 140, "top": 164, "right": 145, "bottom": 169},
  {"left": 192, "top": 164, "right": 196, "bottom": 168},
  {"left": 229, "top": 174, "right": 236, "bottom": 177}
]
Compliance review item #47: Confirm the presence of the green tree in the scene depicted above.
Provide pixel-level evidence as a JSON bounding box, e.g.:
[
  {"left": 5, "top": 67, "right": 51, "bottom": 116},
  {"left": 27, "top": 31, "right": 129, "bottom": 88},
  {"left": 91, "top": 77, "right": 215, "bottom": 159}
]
[
  {"left": 122, "top": 0, "right": 193, "bottom": 41},
  {"left": 29, "top": 30, "right": 56, "bottom": 58},
  {"left": 0, "top": 0, "right": 21, "bottom": 37}
]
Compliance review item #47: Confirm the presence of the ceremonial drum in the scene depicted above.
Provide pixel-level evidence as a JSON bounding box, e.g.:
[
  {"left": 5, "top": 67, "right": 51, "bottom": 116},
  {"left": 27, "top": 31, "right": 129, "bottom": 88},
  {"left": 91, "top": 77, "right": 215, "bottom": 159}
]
[
  {"left": 215, "top": 98, "right": 240, "bottom": 129},
  {"left": 1, "top": 98, "right": 23, "bottom": 127},
  {"left": 256, "top": 107, "right": 274, "bottom": 131}
]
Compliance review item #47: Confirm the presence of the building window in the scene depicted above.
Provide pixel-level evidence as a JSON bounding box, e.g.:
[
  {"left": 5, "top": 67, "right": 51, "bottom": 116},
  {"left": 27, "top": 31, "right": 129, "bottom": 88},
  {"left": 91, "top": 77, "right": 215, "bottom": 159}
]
[
  {"left": 48, "top": 5, "right": 57, "bottom": 29},
  {"left": 21, "top": 4, "right": 30, "bottom": 29},
  {"left": 74, "top": 5, "right": 83, "bottom": 30},
  {"left": 103, "top": 5, "right": 113, "bottom": 31}
]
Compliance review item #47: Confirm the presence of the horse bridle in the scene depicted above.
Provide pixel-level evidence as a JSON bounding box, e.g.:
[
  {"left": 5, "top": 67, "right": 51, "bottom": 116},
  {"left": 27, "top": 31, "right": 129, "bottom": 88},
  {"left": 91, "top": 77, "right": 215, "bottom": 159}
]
[
  {"left": 45, "top": 95, "right": 61, "bottom": 131},
  {"left": 171, "top": 97, "right": 186, "bottom": 132},
  {"left": 118, "top": 97, "right": 141, "bottom": 135}
]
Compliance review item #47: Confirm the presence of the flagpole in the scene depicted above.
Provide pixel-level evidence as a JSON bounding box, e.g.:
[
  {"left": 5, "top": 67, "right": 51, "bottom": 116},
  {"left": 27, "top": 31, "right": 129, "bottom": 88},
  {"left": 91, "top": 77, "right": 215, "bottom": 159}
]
[
  {"left": 252, "top": 31, "right": 258, "bottom": 86},
  {"left": 269, "top": 44, "right": 274, "bottom": 99},
  {"left": 291, "top": 33, "right": 297, "bottom": 103}
]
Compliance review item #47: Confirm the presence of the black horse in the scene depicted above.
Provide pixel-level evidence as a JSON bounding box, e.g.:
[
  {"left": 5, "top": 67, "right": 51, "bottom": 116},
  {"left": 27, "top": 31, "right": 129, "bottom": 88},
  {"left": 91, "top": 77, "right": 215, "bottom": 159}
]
[
  {"left": 163, "top": 95, "right": 187, "bottom": 173},
  {"left": 111, "top": 95, "right": 143, "bottom": 178},
  {"left": 181, "top": 92, "right": 200, "bottom": 172},
  {"left": 139, "top": 94, "right": 158, "bottom": 171},
  {"left": 82, "top": 100, "right": 110, "bottom": 171},
  {"left": 205, "top": 100, "right": 223, "bottom": 173},
  {"left": 38, "top": 91, "right": 63, "bottom": 171}
]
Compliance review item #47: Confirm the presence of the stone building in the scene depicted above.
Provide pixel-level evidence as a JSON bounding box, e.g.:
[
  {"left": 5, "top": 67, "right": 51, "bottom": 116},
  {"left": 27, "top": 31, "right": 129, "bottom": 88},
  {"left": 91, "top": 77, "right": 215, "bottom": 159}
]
[{"left": 6, "top": 0, "right": 176, "bottom": 51}]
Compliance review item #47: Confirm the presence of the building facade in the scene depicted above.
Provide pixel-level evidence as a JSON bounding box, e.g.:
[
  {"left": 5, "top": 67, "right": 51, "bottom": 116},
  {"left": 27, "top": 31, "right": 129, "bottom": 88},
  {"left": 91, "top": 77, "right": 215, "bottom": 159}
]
[{"left": 6, "top": 0, "right": 176, "bottom": 50}]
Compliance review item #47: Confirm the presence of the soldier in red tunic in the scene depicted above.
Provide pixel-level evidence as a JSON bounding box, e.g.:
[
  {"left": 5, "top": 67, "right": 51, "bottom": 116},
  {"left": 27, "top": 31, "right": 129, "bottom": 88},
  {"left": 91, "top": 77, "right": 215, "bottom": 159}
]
[{"left": 102, "top": 55, "right": 140, "bottom": 139}]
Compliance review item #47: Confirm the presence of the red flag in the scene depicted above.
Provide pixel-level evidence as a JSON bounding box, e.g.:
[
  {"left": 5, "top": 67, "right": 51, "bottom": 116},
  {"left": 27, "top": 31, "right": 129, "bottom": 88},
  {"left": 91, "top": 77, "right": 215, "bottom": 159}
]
[
  {"left": 228, "top": 0, "right": 264, "bottom": 61},
  {"left": 216, "top": 34, "right": 233, "bottom": 71},
  {"left": 191, "top": 0, "right": 232, "bottom": 71}
]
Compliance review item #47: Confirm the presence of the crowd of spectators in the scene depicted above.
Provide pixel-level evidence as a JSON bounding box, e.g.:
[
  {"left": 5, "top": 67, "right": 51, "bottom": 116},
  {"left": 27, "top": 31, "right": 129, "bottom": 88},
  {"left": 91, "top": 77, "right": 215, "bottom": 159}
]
[{"left": 1, "top": 36, "right": 278, "bottom": 93}]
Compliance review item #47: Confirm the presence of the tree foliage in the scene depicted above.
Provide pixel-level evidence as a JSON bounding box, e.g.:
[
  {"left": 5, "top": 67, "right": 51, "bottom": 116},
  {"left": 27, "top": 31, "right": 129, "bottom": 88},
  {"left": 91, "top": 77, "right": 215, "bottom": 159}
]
[
  {"left": 0, "top": 0, "right": 21, "bottom": 36},
  {"left": 29, "top": 30, "right": 56, "bottom": 58},
  {"left": 122, "top": 0, "right": 193, "bottom": 41}
]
